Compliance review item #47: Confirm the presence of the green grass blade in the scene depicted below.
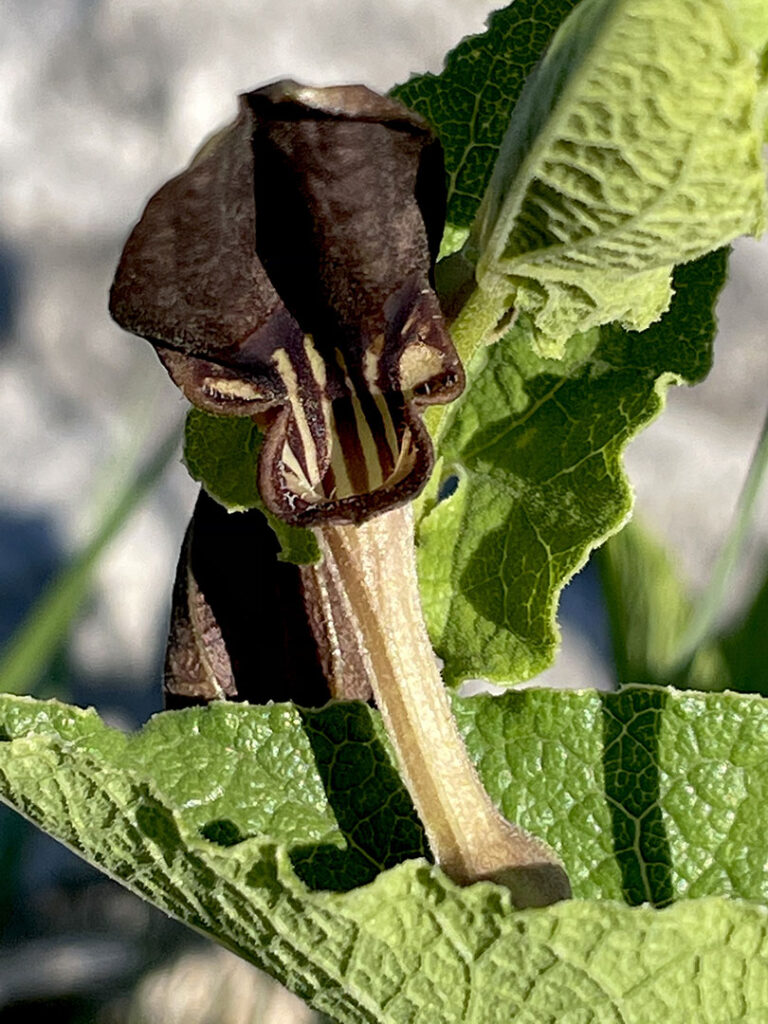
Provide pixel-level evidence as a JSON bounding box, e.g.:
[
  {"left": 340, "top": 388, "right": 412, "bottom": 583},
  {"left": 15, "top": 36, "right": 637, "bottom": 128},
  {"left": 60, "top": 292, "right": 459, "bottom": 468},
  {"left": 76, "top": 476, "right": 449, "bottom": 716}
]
[
  {"left": 0, "top": 423, "right": 183, "bottom": 695},
  {"left": 671, "top": 403, "right": 768, "bottom": 673}
]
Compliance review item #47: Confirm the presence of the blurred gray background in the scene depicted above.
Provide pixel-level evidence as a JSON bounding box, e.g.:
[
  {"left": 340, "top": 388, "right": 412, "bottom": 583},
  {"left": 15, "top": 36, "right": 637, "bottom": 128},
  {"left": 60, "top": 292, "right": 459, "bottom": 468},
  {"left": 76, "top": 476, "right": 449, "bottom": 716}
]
[{"left": 1, "top": 0, "right": 767, "bottom": 1020}]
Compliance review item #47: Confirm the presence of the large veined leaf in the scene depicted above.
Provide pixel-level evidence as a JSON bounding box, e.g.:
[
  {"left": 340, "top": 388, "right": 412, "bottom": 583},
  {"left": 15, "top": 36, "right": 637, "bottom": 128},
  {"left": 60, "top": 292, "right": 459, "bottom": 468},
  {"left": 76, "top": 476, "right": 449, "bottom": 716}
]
[
  {"left": 465, "top": 0, "right": 767, "bottom": 352},
  {"left": 392, "top": 0, "right": 582, "bottom": 248},
  {"left": 402, "top": 0, "right": 760, "bottom": 687},
  {"left": 417, "top": 249, "right": 726, "bottom": 686},
  {"left": 396, "top": 0, "right": 767, "bottom": 253},
  {"left": 3, "top": 687, "right": 768, "bottom": 1022}
]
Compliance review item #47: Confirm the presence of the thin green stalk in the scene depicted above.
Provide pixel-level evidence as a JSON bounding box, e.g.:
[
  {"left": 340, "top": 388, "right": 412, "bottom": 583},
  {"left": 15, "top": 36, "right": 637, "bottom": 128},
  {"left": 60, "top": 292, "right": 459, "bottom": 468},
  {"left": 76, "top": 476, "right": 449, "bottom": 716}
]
[
  {"left": 670, "top": 403, "right": 768, "bottom": 674},
  {"left": 426, "top": 268, "right": 509, "bottom": 443},
  {"left": 0, "top": 422, "right": 183, "bottom": 695}
]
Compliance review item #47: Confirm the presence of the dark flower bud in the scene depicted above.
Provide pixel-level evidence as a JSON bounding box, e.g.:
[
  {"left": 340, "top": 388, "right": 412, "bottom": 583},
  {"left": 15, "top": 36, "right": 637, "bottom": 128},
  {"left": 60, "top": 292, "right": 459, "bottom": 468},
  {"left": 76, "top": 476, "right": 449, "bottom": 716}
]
[
  {"left": 164, "top": 489, "right": 372, "bottom": 709},
  {"left": 110, "top": 80, "right": 463, "bottom": 526}
]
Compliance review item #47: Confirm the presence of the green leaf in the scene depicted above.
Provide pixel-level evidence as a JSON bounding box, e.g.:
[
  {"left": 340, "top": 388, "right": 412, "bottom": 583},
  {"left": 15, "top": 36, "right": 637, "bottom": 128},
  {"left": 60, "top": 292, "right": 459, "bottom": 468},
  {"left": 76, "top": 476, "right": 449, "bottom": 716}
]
[
  {"left": 4, "top": 687, "right": 768, "bottom": 1021},
  {"left": 456, "top": 685, "right": 768, "bottom": 907},
  {"left": 392, "top": 0, "right": 582, "bottom": 246},
  {"left": 417, "top": 250, "right": 726, "bottom": 686},
  {"left": 184, "top": 409, "right": 262, "bottom": 512},
  {"left": 467, "top": 0, "right": 767, "bottom": 353},
  {"left": 729, "top": 0, "right": 768, "bottom": 53},
  {"left": 183, "top": 409, "right": 319, "bottom": 564}
]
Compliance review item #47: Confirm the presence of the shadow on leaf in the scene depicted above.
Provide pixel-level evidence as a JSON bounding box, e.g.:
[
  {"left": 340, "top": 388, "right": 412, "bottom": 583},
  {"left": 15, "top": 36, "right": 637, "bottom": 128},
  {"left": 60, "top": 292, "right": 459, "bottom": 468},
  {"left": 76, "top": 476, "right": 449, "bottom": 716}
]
[
  {"left": 601, "top": 686, "right": 674, "bottom": 907},
  {"left": 197, "top": 703, "right": 429, "bottom": 893},
  {"left": 290, "top": 703, "right": 430, "bottom": 892}
]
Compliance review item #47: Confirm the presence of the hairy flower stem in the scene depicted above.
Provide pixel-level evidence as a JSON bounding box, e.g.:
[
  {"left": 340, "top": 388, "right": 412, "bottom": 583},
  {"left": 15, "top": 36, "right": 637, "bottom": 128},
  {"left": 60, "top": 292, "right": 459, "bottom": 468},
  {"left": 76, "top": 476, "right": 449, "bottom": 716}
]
[{"left": 312, "top": 505, "right": 571, "bottom": 908}]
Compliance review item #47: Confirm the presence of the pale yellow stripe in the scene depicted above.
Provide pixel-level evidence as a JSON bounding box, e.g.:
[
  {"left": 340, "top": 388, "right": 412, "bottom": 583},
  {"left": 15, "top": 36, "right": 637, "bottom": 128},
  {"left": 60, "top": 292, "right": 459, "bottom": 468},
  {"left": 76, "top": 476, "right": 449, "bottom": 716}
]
[
  {"left": 303, "top": 335, "right": 327, "bottom": 390},
  {"left": 373, "top": 391, "right": 400, "bottom": 467},
  {"left": 328, "top": 403, "right": 354, "bottom": 499},
  {"left": 281, "top": 443, "right": 309, "bottom": 487},
  {"left": 335, "top": 349, "right": 383, "bottom": 491},
  {"left": 362, "top": 334, "right": 401, "bottom": 470},
  {"left": 282, "top": 443, "right": 329, "bottom": 502},
  {"left": 362, "top": 333, "right": 385, "bottom": 390},
  {"left": 390, "top": 425, "right": 415, "bottom": 483},
  {"left": 303, "top": 335, "right": 333, "bottom": 475},
  {"left": 273, "top": 347, "right": 320, "bottom": 487}
]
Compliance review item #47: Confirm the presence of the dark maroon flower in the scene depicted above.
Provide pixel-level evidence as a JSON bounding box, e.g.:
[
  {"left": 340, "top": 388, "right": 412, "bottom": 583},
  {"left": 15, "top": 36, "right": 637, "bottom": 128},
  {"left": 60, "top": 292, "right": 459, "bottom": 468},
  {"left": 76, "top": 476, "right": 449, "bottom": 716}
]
[{"left": 110, "top": 80, "right": 463, "bottom": 526}]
